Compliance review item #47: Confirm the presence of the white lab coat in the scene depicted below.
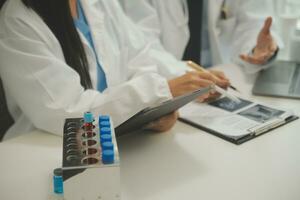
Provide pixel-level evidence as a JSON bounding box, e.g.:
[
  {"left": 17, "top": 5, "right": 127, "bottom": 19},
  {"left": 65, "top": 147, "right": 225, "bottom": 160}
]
[
  {"left": 119, "top": 0, "right": 282, "bottom": 73},
  {"left": 119, "top": 0, "right": 189, "bottom": 60},
  {"left": 0, "top": 0, "right": 187, "bottom": 140}
]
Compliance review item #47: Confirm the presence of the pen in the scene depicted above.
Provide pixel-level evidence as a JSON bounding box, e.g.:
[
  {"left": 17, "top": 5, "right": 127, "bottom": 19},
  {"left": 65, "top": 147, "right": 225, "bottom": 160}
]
[
  {"left": 186, "top": 60, "right": 239, "bottom": 92},
  {"left": 213, "top": 85, "right": 241, "bottom": 104},
  {"left": 186, "top": 61, "right": 241, "bottom": 103}
]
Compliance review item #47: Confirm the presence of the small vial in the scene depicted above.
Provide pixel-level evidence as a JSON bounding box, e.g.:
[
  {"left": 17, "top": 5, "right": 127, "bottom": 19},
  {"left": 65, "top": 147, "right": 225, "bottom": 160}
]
[
  {"left": 84, "top": 112, "right": 94, "bottom": 123},
  {"left": 102, "top": 150, "right": 114, "bottom": 164},
  {"left": 53, "top": 168, "right": 63, "bottom": 194},
  {"left": 83, "top": 112, "right": 94, "bottom": 136}
]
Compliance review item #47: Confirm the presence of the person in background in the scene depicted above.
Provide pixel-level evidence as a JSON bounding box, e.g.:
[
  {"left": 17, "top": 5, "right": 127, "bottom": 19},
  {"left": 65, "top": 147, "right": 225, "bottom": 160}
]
[
  {"left": 0, "top": 0, "right": 230, "bottom": 140},
  {"left": 119, "top": 0, "right": 281, "bottom": 73}
]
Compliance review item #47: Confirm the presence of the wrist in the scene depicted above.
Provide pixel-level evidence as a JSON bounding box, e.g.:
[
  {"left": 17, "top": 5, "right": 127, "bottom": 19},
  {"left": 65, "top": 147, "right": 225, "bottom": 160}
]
[{"left": 251, "top": 46, "right": 279, "bottom": 64}]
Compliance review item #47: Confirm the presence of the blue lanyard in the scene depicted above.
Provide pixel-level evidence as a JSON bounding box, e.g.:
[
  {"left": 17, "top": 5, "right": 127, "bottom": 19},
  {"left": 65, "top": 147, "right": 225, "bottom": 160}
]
[{"left": 74, "top": 1, "right": 107, "bottom": 92}]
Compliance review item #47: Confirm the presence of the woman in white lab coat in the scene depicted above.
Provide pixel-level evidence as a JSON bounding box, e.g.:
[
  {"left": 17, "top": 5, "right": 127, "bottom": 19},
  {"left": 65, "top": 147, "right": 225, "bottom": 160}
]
[
  {"left": 120, "top": 0, "right": 281, "bottom": 73},
  {"left": 0, "top": 0, "right": 222, "bottom": 139}
]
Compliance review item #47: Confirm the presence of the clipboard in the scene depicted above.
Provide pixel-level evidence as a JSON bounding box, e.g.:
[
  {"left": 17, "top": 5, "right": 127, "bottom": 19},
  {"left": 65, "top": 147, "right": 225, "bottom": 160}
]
[
  {"left": 179, "top": 97, "right": 299, "bottom": 145},
  {"left": 115, "top": 86, "right": 212, "bottom": 137},
  {"left": 179, "top": 115, "right": 299, "bottom": 145}
]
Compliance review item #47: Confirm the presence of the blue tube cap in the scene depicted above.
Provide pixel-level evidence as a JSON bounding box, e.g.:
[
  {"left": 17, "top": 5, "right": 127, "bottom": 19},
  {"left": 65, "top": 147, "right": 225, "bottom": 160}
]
[
  {"left": 84, "top": 112, "right": 94, "bottom": 123},
  {"left": 102, "top": 141, "right": 114, "bottom": 151},
  {"left": 101, "top": 134, "right": 112, "bottom": 143},
  {"left": 100, "top": 127, "right": 111, "bottom": 135},
  {"left": 100, "top": 121, "right": 111, "bottom": 128},
  {"left": 102, "top": 150, "right": 114, "bottom": 164},
  {"left": 99, "top": 115, "right": 110, "bottom": 123}
]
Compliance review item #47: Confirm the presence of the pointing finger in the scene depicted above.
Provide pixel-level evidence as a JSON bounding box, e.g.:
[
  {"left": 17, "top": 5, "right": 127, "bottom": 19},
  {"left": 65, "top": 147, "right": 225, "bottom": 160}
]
[{"left": 262, "top": 17, "right": 272, "bottom": 35}]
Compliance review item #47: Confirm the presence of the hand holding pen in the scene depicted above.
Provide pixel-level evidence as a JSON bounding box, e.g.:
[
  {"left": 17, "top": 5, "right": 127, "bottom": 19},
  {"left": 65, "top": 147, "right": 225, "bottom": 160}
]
[
  {"left": 186, "top": 61, "right": 241, "bottom": 103},
  {"left": 186, "top": 60, "right": 239, "bottom": 92}
]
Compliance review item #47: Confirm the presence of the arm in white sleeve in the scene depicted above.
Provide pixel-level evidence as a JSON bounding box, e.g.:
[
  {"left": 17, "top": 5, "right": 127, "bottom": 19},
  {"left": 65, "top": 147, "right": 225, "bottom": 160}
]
[{"left": 0, "top": 16, "right": 172, "bottom": 136}]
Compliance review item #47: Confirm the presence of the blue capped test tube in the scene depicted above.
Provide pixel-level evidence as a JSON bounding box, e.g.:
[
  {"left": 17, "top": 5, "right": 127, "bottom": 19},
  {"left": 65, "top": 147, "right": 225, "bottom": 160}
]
[
  {"left": 83, "top": 112, "right": 94, "bottom": 138},
  {"left": 53, "top": 168, "right": 63, "bottom": 194}
]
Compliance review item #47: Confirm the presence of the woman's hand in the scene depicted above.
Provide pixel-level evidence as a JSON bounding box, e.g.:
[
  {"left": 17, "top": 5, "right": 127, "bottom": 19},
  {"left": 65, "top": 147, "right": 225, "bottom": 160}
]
[
  {"left": 143, "top": 111, "right": 179, "bottom": 132},
  {"left": 204, "top": 69, "right": 231, "bottom": 101},
  {"left": 168, "top": 70, "right": 231, "bottom": 102},
  {"left": 208, "top": 69, "right": 230, "bottom": 89},
  {"left": 143, "top": 71, "right": 219, "bottom": 133},
  {"left": 168, "top": 71, "right": 215, "bottom": 101}
]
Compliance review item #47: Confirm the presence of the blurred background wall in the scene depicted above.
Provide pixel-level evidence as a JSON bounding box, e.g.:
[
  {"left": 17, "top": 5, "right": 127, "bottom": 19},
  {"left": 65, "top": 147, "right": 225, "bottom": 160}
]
[{"left": 273, "top": 0, "right": 300, "bottom": 61}]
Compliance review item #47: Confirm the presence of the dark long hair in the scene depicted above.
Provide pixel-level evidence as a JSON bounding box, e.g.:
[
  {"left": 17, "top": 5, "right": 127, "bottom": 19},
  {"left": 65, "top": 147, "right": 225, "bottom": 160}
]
[
  {"left": 1, "top": 0, "right": 92, "bottom": 89},
  {"left": 0, "top": 0, "right": 5, "bottom": 9}
]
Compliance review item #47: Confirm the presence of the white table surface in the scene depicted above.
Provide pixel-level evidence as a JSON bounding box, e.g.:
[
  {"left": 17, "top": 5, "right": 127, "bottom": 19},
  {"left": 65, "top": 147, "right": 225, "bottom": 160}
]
[{"left": 0, "top": 64, "right": 300, "bottom": 200}]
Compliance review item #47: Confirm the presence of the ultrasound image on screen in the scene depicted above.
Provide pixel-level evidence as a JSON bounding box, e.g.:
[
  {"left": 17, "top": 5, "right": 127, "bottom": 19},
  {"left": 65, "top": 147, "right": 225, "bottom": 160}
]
[
  {"left": 238, "top": 104, "right": 284, "bottom": 123},
  {"left": 209, "top": 97, "right": 252, "bottom": 112}
]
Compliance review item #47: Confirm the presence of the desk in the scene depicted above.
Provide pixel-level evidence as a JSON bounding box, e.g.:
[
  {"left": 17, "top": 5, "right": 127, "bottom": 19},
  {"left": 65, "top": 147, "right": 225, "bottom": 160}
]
[{"left": 0, "top": 64, "right": 300, "bottom": 200}]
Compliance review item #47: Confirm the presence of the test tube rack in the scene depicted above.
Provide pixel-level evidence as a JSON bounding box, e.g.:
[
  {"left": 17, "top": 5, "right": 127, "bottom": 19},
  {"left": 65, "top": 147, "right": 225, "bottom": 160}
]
[{"left": 61, "top": 113, "right": 121, "bottom": 200}]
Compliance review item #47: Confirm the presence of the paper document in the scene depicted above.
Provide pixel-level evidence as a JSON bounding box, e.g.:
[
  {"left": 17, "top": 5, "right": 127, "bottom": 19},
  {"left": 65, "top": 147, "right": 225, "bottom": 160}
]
[{"left": 180, "top": 97, "right": 294, "bottom": 137}]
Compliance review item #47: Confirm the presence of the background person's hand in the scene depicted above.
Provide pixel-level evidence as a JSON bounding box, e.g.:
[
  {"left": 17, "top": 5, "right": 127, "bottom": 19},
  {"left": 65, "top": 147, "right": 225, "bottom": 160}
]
[
  {"left": 143, "top": 111, "right": 179, "bottom": 132},
  {"left": 240, "top": 17, "right": 278, "bottom": 65}
]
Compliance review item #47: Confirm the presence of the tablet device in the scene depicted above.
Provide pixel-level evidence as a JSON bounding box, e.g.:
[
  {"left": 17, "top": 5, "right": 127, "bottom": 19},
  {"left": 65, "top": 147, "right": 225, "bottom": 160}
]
[{"left": 115, "top": 86, "right": 211, "bottom": 136}]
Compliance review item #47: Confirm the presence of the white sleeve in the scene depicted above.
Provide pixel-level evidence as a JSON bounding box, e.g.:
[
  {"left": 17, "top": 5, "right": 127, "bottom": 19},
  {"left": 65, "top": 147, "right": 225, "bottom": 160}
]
[
  {"left": 231, "top": 0, "right": 283, "bottom": 74},
  {"left": 0, "top": 17, "right": 172, "bottom": 135}
]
